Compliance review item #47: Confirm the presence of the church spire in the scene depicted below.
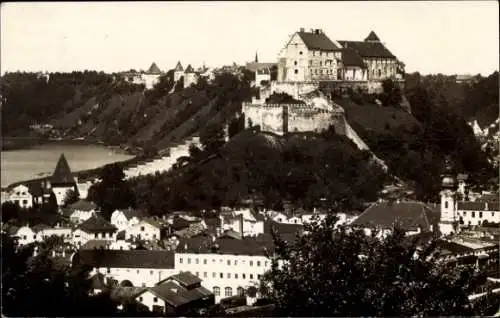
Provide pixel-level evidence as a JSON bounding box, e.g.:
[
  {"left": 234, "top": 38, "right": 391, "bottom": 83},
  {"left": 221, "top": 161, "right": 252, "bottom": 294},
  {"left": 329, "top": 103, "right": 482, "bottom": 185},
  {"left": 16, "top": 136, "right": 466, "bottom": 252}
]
[{"left": 255, "top": 51, "right": 259, "bottom": 63}]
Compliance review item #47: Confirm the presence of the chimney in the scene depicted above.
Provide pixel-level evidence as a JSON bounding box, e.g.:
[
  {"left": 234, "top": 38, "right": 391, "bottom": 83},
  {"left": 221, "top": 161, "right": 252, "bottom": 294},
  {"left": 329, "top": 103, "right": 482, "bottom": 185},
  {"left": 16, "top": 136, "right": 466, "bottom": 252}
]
[{"left": 300, "top": 27, "right": 305, "bottom": 32}]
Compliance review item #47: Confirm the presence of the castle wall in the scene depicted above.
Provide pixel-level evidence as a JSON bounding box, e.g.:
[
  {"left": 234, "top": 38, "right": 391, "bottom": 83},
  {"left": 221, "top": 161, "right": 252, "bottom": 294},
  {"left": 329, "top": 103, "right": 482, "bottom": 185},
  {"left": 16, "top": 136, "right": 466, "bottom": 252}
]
[
  {"left": 242, "top": 103, "right": 285, "bottom": 135},
  {"left": 271, "top": 82, "right": 318, "bottom": 100}
]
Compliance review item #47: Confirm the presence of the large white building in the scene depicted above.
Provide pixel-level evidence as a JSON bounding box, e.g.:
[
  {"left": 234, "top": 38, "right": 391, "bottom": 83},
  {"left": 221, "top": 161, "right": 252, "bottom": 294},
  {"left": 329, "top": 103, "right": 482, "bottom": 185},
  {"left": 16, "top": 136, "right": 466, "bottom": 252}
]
[{"left": 277, "top": 28, "right": 403, "bottom": 83}]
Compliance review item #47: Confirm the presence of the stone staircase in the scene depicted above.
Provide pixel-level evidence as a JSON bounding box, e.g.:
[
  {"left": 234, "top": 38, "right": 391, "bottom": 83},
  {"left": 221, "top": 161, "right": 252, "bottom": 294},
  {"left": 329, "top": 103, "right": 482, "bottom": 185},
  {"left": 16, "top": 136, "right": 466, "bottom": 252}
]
[{"left": 124, "top": 136, "right": 201, "bottom": 179}]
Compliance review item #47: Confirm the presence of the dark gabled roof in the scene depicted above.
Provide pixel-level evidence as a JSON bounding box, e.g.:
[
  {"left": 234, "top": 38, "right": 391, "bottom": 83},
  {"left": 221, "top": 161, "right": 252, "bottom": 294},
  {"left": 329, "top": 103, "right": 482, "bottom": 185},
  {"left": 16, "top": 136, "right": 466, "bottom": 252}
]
[
  {"left": 338, "top": 40, "right": 396, "bottom": 59},
  {"left": 457, "top": 201, "right": 500, "bottom": 211},
  {"left": 296, "top": 31, "right": 339, "bottom": 51},
  {"left": 167, "top": 271, "right": 202, "bottom": 289},
  {"left": 51, "top": 154, "right": 75, "bottom": 184},
  {"left": 74, "top": 249, "right": 175, "bottom": 269},
  {"left": 69, "top": 199, "right": 97, "bottom": 212},
  {"left": 174, "top": 61, "right": 184, "bottom": 72},
  {"left": 79, "top": 215, "right": 117, "bottom": 233},
  {"left": 145, "top": 280, "right": 212, "bottom": 308},
  {"left": 146, "top": 62, "right": 162, "bottom": 75},
  {"left": 351, "top": 201, "right": 437, "bottom": 232},
  {"left": 339, "top": 47, "right": 366, "bottom": 68},
  {"left": 171, "top": 216, "right": 193, "bottom": 231},
  {"left": 364, "top": 31, "right": 381, "bottom": 42},
  {"left": 185, "top": 64, "right": 194, "bottom": 73},
  {"left": 177, "top": 232, "right": 297, "bottom": 256}
]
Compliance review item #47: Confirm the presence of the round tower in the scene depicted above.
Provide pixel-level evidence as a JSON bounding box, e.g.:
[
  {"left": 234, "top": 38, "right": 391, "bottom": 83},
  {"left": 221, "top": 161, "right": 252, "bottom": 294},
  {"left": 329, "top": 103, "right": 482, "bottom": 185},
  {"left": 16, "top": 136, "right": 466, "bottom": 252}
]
[{"left": 439, "top": 158, "right": 457, "bottom": 236}]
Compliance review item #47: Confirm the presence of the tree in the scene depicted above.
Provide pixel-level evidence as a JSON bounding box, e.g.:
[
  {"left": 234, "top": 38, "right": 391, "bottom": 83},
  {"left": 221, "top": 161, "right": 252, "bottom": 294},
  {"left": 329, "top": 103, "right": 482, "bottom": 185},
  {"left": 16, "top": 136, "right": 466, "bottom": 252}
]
[
  {"left": 63, "top": 189, "right": 79, "bottom": 207},
  {"left": 87, "top": 163, "right": 136, "bottom": 220},
  {"left": 380, "top": 78, "right": 402, "bottom": 106},
  {"left": 200, "top": 121, "right": 226, "bottom": 154},
  {"left": 260, "top": 215, "right": 495, "bottom": 316},
  {"left": 1, "top": 201, "right": 20, "bottom": 223}
]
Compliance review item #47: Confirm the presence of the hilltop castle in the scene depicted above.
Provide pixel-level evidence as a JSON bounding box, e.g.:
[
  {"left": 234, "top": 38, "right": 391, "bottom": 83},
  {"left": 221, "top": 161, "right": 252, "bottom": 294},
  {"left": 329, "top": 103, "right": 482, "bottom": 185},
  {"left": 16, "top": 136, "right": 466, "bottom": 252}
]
[{"left": 242, "top": 28, "right": 406, "bottom": 137}]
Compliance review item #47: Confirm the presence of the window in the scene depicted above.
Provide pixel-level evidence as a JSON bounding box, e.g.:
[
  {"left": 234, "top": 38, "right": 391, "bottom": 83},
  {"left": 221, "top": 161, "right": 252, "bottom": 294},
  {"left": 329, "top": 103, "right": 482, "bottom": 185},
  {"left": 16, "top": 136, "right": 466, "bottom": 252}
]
[
  {"left": 179, "top": 257, "right": 183, "bottom": 264},
  {"left": 22, "top": 200, "right": 28, "bottom": 205},
  {"left": 463, "top": 211, "right": 467, "bottom": 216},
  {"left": 492, "top": 212, "right": 495, "bottom": 217},
  {"left": 150, "top": 270, "right": 154, "bottom": 275},
  {"left": 320, "top": 51, "right": 323, "bottom": 56},
  {"left": 294, "top": 69, "right": 298, "bottom": 74},
  {"left": 188, "top": 258, "right": 191, "bottom": 264},
  {"left": 107, "top": 268, "right": 110, "bottom": 274},
  {"left": 225, "top": 287, "right": 233, "bottom": 297},
  {"left": 196, "top": 272, "right": 199, "bottom": 277},
  {"left": 237, "top": 287, "right": 245, "bottom": 296},
  {"left": 140, "top": 226, "right": 145, "bottom": 231},
  {"left": 472, "top": 212, "right": 475, "bottom": 218},
  {"left": 220, "top": 273, "right": 224, "bottom": 279},
  {"left": 196, "top": 258, "right": 199, "bottom": 264},
  {"left": 153, "top": 234, "right": 156, "bottom": 239},
  {"left": 258, "top": 274, "right": 261, "bottom": 279},
  {"left": 139, "top": 296, "right": 143, "bottom": 302},
  {"left": 213, "top": 287, "right": 220, "bottom": 296},
  {"left": 250, "top": 274, "right": 254, "bottom": 279},
  {"left": 234, "top": 260, "right": 238, "bottom": 265},
  {"left": 319, "top": 61, "right": 322, "bottom": 66},
  {"left": 203, "top": 259, "right": 207, "bottom": 265},
  {"left": 250, "top": 261, "right": 253, "bottom": 266},
  {"left": 227, "top": 260, "right": 231, "bottom": 266},
  {"left": 212, "top": 259, "right": 216, "bottom": 263},
  {"left": 265, "top": 261, "right": 268, "bottom": 267},
  {"left": 153, "top": 297, "right": 158, "bottom": 302},
  {"left": 235, "top": 273, "right": 238, "bottom": 279},
  {"left": 299, "top": 51, "right": 303, "bottom": 55},
  {"left": 227, "top": 273, "right": 231, "bottom": 279},
  {"left": 257, "top": 261, "right": 261, "bottom": 267},
  {"left": 204, "top": 272, "right": 207, "bottom": 278},
  {"left": 242, "top": 274, "right": 246, "bottom": 279},
  {"left": 445, "top": 201, "right": 448, "bottom": 209},
  {"left": 294, "top": 61, "right": 297, "bottom": 66},
  {"left": 33, "top": 235, "right": 37, "bottom": 239},
  {"left": 479, "top": 212, "right": 483, "bottom": 218}
]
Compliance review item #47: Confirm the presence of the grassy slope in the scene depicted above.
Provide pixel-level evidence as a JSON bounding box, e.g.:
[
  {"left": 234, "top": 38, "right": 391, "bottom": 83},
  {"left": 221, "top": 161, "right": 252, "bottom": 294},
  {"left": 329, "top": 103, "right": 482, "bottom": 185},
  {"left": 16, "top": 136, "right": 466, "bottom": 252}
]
[{"left": 334, "top": 97, "right": 420, "bottom": 134}]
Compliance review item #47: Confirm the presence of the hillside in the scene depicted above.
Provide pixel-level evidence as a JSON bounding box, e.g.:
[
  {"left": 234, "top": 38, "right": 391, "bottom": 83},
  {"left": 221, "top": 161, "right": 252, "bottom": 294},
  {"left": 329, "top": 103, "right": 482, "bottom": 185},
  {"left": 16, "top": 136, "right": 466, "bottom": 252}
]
[
  {"left": 127, "top": 128, "right": 388, "bottom": 214},
  {"left": 1, "top": 69, "right": 256, "bottom": 153}
]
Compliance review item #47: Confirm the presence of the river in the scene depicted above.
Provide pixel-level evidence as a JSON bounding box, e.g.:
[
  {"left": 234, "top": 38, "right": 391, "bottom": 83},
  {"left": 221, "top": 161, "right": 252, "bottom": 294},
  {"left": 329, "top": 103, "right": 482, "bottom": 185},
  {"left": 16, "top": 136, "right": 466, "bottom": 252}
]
[{"left": 1, "top": 142, "right": 135, "bottom": 188}]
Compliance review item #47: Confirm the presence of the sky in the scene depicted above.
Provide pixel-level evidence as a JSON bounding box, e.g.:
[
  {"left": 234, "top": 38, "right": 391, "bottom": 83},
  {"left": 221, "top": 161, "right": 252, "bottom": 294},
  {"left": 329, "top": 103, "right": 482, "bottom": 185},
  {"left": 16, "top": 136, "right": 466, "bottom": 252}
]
[{"left": 1, "top": 1, "right": 499, "bottom": 76}]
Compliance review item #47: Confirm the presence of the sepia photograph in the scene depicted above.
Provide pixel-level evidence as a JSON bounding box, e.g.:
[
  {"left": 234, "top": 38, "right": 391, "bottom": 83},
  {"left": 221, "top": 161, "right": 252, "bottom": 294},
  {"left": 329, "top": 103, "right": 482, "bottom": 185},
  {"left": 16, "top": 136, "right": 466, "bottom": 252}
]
[{"left": 1, "top": 1, "right": 499, "bottom": 316}]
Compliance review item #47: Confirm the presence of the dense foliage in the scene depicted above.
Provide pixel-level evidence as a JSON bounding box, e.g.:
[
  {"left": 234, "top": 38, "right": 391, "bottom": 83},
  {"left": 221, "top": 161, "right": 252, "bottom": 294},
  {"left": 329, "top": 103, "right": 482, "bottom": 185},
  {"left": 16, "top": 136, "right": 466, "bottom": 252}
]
[
  {"left": 128, "top": 127, "right": 387, "bottom": 214},
  {"left": 260, "top": 215, "right": 500, "bottom": 316},
  {"left": 87, "top": 163, "right": 136, "bottom": 220}
]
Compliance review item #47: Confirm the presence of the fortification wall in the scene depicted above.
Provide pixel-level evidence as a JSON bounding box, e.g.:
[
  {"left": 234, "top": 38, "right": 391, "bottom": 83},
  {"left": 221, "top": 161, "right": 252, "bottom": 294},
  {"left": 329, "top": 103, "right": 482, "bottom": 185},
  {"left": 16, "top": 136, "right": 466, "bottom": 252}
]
[
  {"left": 271, "top": 82, "right": 319, "bottom": 99},
  {"left": 286, "top": 106, "right": 344, "bottom": 134},
  {"left": 242, "top": 103, "right": 285, "bottom": 135}
]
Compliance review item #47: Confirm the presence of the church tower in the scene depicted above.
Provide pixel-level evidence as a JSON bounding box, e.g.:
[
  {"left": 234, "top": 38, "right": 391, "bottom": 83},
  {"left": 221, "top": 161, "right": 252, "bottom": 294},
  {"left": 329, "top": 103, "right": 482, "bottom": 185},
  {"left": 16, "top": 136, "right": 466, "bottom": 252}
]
[
  {"left": 439, "top": 158, "right": 457, "bottom": 236},
  {"left": 255, "top": 51, "right": 259, "bottom": 63}
]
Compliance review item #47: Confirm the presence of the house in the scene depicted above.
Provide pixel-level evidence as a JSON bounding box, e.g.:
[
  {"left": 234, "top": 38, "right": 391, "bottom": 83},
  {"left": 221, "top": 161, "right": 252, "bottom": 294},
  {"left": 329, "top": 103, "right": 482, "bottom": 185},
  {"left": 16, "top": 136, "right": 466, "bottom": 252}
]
[
  {"left": 135, "top": 271, "right": 214, "bottom": 315},
  {"left": 337, "top": 31, "right": 401, "bottom": 81},
  {"left": 266, "top": 210, "right": 289, "bottom": 224},
  {"left": 434, "top": 235, "right": 499, "bottom": 269},
  {"left": 439, "top": 170, "right": 500, "bottom": 234},
  {"left": 219, "top": 208, "right": 265, "bottom": 237},
  {"left": 174, "top": 232, "right": 296, "bottom": 304},
  {"left": 351, "top": 200, "right": 439, "bottom": 237},
  {"left": 336, "top": 47, "right": 368, "bottom": 81},
  {"left": 173, "top": 61, "right": 184, "bottom": 82},
  {"left": 39, "top": 224, "right": 73, "bottom": 242},
  {"left": 72, "top": 249, "right": 176, "bottom": 287},
  {"left": 72, "top": 215, "right": 117, "bottom": 246},
  {"left": 184, "top": 64, "right": 199, "bottom": 88},
  {"left": 49, "top": 154, "right": 78, "bottom": 206},
  {"left": 126, "top": 219, "right": 162, "bottom": 242},
  {"left": 15, "top": 225, "right": 38, "bottom": 245},
  {"left": 4, "top": 184, "right": 34, "bottom": 208},
  {"left": 80, "top": 239, "right": 111, "bottom": 250},
  {"left": 111, "top": 208, "right": 144, "bottom": 232},
  {"left": 142, "top": 62, "right": 163, "bottom": 89},
  {"left": 65, "top": 199, "right": 98, "bottom": 224},
  {"left": 277, "top": 28, "right": 340, "bottom": 82}
]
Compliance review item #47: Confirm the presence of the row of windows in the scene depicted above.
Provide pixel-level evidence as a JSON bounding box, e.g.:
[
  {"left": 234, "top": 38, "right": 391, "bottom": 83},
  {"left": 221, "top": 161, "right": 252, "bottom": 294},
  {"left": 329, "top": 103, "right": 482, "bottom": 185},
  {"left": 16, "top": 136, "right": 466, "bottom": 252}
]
[
  {"left": 192, "top": 271, "right": 262, "bottom": 280},
  {"left": 460, "top": 211, "right": 495, "bottom": 218},
  {"left": 212, "top": 286, "right": 246, "bottom": 297},
  {"left": 106, "top": 268, "right": 164, "bottom": 275},
  {"left": 310, "top": 69, "right": 335, "bottom": 75},
  {"left": 179, "top": 258, "right": 267, "bottom": 267}
]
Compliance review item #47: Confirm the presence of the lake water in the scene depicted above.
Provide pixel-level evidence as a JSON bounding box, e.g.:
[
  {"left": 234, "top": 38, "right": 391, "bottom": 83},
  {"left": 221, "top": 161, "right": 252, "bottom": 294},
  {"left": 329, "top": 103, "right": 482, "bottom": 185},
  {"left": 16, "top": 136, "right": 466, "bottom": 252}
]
[{"left": 1, "top": 142, "right": 135, "bottom": 188}]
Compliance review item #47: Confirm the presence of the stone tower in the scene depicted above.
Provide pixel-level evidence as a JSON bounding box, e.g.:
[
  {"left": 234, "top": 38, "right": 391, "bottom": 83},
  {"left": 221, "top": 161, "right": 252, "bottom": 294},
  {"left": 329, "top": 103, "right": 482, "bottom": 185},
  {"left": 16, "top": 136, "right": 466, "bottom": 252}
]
[
  {"left": 439, "top": 158, "right": 457, "bottom": 236},
  {"left": 174, "top": 61, "right": 184, "bottom": 82}
]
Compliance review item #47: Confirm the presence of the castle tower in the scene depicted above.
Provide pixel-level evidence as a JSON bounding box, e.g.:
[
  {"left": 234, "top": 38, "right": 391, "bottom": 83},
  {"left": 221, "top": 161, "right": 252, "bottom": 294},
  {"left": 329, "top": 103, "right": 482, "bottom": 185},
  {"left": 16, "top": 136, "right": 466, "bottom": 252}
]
[
  {"left": 439, "top": 158, "right": 457, "bottom": 236},
  {"left": 50, "top": 153, "right": 77, "bottom": 207},
  {"left": 174, "top": 61, "right": 184, "bottom": 82}
]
